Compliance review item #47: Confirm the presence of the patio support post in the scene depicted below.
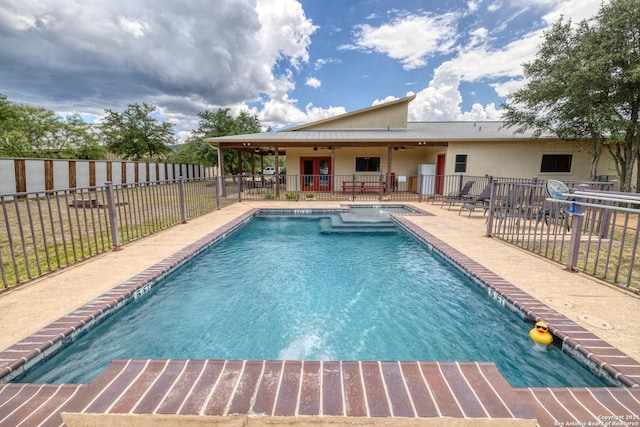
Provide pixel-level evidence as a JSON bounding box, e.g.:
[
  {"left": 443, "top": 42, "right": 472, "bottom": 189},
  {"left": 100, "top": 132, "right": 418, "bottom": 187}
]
[
  {"left": 105, "top": 181, "right": 121, "bottom": 251},
  {"left": 351, "top": 173, "right": 356, "bottom": 201},
  {"left": 215, "top": 176, "right": 221, "bottom": 209},
  {"left": 566, "top": 212, "right": 585, "bottom": 272},
  {"left": 331, "top": 148, "right": 336, "bottom": 195},
  {"left": 275, "top": 145, "right": 280, "bottom": 199},
  {"left": 217, "top": 147, "right": 226, "bottom": 197},
  {"left": 378, "top": 174, "right": 383, "bottom": 201},
  {"left": 387, "top": 146, "right": 393, "bottom": 195},
  {"left": 178, "top": 177, "right": 187, "bottom": 223}
]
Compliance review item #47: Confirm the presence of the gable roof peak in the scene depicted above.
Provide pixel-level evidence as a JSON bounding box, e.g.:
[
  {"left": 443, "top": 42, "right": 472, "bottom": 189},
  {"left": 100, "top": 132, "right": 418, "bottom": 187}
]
[{"left": 286, "top": 94, "right": 415, "bottom": 132}]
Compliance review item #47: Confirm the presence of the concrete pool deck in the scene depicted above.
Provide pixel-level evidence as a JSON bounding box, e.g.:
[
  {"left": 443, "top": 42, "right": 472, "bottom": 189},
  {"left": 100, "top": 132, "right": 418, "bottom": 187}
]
[{"left": 1, "top": 200, "right": 640, "bottom": 426}]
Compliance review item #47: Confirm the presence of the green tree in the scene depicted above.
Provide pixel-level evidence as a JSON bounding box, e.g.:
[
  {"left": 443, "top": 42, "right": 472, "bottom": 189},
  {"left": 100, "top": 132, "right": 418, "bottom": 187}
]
[
  {"left": 101, "top": 103, "right": 175, "bottom": 161},
  {"left": 165, "top": 136, "right": 219, "bottom": 166},
  {"left": 502, "top": 0, "right": 640, "bottom": 191},
  {"left": 191, "top": 108, "right": 262, "bottom": 173},
  {"left": 1, "top": 94, "right": 63, "bottom": 157},
  {"left": 59, "top": 114, "right": 106, "bottom": 160},
  {"left": 593, "top": 0, "right": 640, "bottom": 192},
  {"left": 0, "top": 94, "right": 103, "bottom": 159},
  {"left": 502, "top": 20, "right": 607, "bottom": 181}
]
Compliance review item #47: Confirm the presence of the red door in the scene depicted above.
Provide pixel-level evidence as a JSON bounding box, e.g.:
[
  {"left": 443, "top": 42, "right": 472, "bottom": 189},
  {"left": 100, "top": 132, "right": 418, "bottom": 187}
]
[
  {"left": 436, "top": 154, "right": 446, "bottom": 194},
  {"left": 301, "top": 157, "right": 331, "bottom": 191}
]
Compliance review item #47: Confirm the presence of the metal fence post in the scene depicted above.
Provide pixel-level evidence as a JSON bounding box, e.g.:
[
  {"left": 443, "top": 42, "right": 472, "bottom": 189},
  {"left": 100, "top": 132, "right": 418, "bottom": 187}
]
[
  {"left": 105, "top": 182, "right": 121, "bottom": 251},
  {"left": 566, "top": 212, "right": 585, "bottom": 272},
  {"left": 485, "top": 181, "right": 498, "bottom": 237},
  {"left": 237, "top": 175, "right": 242, "bottom": 202},
  {"left": 178, "top": 177, "right": 187, "bottom": 223},
  {"left": 599, "top": 180, "right": 618, "bottom": 238}
]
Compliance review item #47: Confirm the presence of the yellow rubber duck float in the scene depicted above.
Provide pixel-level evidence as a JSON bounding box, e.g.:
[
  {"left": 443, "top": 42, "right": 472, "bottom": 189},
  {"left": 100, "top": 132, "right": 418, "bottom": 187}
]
[{"left": 529, "top": 321, "right": 553, "bottom": 347}]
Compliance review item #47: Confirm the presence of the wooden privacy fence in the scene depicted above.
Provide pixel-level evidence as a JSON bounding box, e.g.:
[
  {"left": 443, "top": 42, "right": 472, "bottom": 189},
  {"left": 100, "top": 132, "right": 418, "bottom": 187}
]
[
  {"left": 0, "top": 177, "right": 221, "bottom": 290},
  {"left": 0, "top": 158, "right": 217, "bottom": 196}
]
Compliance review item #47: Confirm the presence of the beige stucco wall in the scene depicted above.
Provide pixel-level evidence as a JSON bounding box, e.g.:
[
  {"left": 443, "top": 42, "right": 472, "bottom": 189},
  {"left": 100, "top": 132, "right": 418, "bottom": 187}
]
[
  {"left": 282, "top": 139, "right": 628, "bottom": 186},
  {"left": 444, "top": 140, "right": 609, "bottom": 181},
  {"left": 285, "top": 147, "right": 443, "bottom": 177},
  {"left": 296, "top": 102, "right": 409, "bottom": 130}
]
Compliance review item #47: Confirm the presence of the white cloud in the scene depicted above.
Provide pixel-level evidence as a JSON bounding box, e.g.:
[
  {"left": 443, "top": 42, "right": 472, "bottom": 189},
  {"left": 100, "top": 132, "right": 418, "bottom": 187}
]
[
  {"left": 487, "top": 1, "right": 502, "bottom": 12},
  {"left": 467, "top": 0, "right": 482, "bottom": 13},
  {"left": 0, "top": 0, "right": 327, "bottom": 135},
  {"left": 117, "top": 16, "right": 148, "bottom": 38},
  {"left": 408, "top": 0, "right": 601, "bottom": 121},
  {"left": 305, "top": 77, "right": 321, "bottom": 88},
  {"left": 346, "top": 12, "right": 459, "bottom": 70},
  {"left": 313, "top": 57, "right": 341, "bottom": 70},
  {"left": 260, "top": 96, "right": 346, "bottom": 129},
  {"left": 255, "top": 0, "right": 318, "bottom": 70},
  {"left": 372, "top": 95, "right": 399, "bottom": 106},
  {"left": 0, "top": 0, "right": 608, "bottom": 137}
]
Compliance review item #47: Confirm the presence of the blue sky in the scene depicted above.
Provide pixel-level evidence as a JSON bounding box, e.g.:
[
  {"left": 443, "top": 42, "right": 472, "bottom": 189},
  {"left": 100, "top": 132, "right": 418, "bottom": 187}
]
[{"left": 0, "top": 0, "right": 603, "bottom": 141}]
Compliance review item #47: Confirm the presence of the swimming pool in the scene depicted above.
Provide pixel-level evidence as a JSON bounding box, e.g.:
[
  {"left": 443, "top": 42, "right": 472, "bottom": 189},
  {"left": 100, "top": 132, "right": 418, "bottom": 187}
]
[{"left": 19, "top": 207, "right": 606, "bottom": 388}]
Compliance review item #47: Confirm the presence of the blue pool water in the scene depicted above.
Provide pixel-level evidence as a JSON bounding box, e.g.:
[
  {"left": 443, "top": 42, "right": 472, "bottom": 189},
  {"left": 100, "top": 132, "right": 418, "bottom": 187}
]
[{"left": 20, "top": 208, "right": 606, "bottom": 387}]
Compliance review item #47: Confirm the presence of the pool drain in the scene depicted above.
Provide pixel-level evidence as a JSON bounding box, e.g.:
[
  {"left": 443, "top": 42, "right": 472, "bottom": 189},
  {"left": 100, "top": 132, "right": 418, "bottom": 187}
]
[
  {"left": 543, "top": 297, "right": 575, "bottom": 308},
  {"left": 577, "top": 314, "right": 614, "bottom": 330}
]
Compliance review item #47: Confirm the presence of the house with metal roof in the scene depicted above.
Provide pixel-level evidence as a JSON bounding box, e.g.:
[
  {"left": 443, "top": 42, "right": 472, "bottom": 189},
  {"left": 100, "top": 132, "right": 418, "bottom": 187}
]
[{"left": 205, "top": 95, "right": 609, "bottom": 196}]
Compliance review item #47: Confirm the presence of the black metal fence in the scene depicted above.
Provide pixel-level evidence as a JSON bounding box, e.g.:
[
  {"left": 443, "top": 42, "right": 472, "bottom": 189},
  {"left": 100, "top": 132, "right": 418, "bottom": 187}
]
[
  {"left": 224, "top": 173, "right": 506, "bottom": 203},
  {"left": 3, "top": 173, "right": 637, "bottom": 292},
  {"left": 1, "top": 177, "right": 220, "bottom": 289},
  {"left": 482, "top": 180, "right": 639, "bottom": 291}
]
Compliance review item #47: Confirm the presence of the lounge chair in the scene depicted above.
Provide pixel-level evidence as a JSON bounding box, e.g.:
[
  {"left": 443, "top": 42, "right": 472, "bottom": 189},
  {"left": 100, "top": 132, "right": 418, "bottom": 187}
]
[
  {"left": 492, "top": 186, "right": 526, "bottom": 220},
  {"left": 536, "top": 200, "right": 570, "bottom": 231},
  {"left": 459, "top": 183, "right": 492, "bottom": 217},
  {"left": 441, "top": 180, "right": 476, "bottom": 210}
]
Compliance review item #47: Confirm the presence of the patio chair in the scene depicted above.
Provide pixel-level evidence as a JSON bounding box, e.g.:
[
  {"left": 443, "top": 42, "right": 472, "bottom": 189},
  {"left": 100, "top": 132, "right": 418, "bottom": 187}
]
[
  {"left": 459, "top": 182, "right": 492, "bottom": 217},
  {"left": 492, "top": 186, "right": 525, "bottom": 220},
  {"left": 536, "top": 200, "right": 570, "bottom": 231},
  {"left": 441, "top": 180, "right": 476, "bottom": 210}
]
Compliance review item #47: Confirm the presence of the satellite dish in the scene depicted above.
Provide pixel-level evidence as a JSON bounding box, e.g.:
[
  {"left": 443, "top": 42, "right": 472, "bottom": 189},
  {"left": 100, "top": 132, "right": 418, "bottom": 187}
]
[{"left": 545, "top": 180, "right": 570, "bottom": 200}]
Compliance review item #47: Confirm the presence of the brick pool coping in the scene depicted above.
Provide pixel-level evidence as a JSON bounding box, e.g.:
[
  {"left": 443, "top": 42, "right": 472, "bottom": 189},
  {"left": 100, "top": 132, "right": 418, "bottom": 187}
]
[{"left": 1, "top": 205, "right": 640, "bottom": 426}]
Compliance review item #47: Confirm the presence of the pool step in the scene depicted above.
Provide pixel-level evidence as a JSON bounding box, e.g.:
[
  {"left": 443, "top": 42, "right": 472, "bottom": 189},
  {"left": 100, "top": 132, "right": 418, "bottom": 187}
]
[{"left": 319, "top": 215, "right": 397, "bottom": 233}]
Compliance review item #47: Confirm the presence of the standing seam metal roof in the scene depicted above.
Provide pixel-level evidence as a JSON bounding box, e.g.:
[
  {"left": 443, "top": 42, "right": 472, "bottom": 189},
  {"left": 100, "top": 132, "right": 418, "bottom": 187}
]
[{"left": 204, "top": 121, "right": 544, "bottom": 144}]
